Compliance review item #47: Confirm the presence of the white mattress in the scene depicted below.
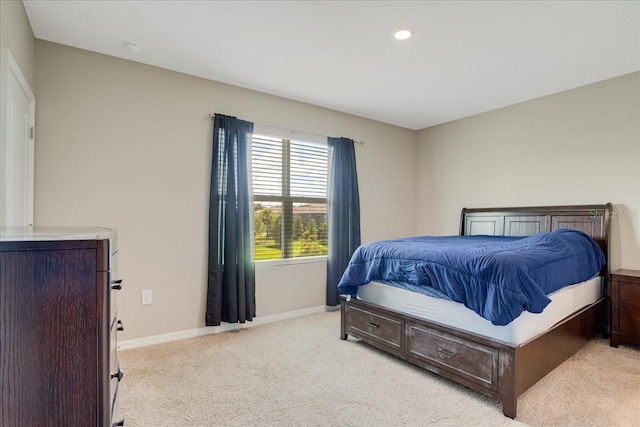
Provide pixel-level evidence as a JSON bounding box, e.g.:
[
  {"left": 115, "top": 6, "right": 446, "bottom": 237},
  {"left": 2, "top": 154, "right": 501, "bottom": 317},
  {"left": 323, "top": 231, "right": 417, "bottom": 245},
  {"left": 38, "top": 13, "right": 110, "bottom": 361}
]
[{"left": 357, "top": 276, "right": 602, "bottom": 346}]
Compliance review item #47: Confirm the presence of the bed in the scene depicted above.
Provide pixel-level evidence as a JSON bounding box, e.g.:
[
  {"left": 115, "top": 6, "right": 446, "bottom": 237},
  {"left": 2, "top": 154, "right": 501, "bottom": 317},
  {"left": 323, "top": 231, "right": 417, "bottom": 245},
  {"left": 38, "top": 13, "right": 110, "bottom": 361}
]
[{"left": 339, "top": 204, "right": 611, "bottom": 418}]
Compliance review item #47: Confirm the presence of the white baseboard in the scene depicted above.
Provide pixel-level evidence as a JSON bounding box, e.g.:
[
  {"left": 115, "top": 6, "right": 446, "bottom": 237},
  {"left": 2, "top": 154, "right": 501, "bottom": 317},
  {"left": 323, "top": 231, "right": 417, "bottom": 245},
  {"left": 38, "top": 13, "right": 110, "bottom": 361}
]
[{"left": 118, "top": 305, "right": 327, "bottom": 350}]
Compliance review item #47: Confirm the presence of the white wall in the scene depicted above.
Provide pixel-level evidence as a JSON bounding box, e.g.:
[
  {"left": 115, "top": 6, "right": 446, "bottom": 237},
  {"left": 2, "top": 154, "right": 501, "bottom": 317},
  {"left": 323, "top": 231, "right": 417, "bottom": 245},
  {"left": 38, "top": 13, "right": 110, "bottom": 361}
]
[
  {"left": 416, "top": 72, "right": 640, "bottom": 271},
  {"left": 34, "top": 40, "right": 417, "bottom": 340}
]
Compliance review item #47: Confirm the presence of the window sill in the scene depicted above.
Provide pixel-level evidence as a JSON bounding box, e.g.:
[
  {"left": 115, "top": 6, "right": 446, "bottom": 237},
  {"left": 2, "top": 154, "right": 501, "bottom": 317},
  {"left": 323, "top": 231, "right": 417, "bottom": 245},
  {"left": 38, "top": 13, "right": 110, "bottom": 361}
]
[{"left": 255, "top": 256, "right": 327, "bottom": 269}]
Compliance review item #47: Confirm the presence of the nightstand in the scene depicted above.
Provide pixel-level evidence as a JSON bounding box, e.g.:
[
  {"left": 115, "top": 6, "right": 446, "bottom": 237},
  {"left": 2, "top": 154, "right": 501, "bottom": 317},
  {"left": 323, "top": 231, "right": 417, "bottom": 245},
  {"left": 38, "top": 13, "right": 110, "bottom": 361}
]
[{"left": 610, "top": 269, "right": 640, "bottom": 347}]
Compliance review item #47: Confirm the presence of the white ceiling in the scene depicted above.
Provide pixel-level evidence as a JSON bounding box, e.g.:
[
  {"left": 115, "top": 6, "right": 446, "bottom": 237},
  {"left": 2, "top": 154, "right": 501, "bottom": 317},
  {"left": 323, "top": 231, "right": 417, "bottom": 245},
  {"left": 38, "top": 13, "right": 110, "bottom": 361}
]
[{"left": 23, "top": 1, "right": 640, "bottom": 130}]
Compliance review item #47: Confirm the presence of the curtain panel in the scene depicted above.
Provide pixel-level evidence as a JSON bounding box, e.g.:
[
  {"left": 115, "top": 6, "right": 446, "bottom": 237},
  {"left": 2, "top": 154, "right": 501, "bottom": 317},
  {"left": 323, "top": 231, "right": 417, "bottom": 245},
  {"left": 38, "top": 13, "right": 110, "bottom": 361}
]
[
  {"left": 326, "top": 137, "right": 361, "bottom": 306},
  {"left": 206, "top": 114, "right": 256, "bottom": 326}
]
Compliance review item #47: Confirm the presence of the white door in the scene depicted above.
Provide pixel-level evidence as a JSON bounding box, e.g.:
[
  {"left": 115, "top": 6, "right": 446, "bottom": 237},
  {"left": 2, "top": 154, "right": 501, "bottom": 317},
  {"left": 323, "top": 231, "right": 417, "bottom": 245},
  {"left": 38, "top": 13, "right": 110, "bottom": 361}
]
[{"left": 1, "top": 50, "right": 35, "bottom": 227}]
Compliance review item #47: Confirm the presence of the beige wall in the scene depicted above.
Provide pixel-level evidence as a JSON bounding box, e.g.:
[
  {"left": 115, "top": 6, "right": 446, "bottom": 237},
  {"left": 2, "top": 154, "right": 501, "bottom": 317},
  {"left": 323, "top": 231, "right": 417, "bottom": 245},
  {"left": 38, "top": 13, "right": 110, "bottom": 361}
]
[
  {"left": 0, "top": 0, "right": 35, "bottom": 89},
  {"left": 0, "top": 0, "right": 35, "bottom": 227},
  {"left": 416, "top": 72, "right": 640, "bottom": 271},
  {"left": 25, "top": 25, "right": 640, "bottom": 341},
  {"left": 34, "top": 40, "right": 417, "bottom": 340}
]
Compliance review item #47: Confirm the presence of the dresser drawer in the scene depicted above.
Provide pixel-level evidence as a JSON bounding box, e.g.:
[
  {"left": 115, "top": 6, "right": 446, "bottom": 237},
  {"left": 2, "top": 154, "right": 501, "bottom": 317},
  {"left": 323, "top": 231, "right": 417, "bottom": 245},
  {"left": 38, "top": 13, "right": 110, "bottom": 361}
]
[
  {"left": 110, "top": 359, "right": 124, "bottom": 414},
  {"left": 610, "top": 270, "right": 640, "bottom": 347},
  {"left": 109, "top": 318, "right": 120, "bottom": 407},
  {"left": 406, "top": 323, "right": 499, "bottom": 390},
  {"left": 619, "top": 306, "right": 640, "bottom": 337},
  {"left": 110, "top": 240, "right": 120, "bottom": 321},
  {"left": 111, "top": 380, "right": 124, "bottom": 427},
  {"left": 110, "top": 280, "right": 121, "bottom": 321},
  {"left": 619, "top": 282, "right": 640, "bottom": 309},
  {"left": 346, "top": 305, "right": 403, "bottom": 350}
]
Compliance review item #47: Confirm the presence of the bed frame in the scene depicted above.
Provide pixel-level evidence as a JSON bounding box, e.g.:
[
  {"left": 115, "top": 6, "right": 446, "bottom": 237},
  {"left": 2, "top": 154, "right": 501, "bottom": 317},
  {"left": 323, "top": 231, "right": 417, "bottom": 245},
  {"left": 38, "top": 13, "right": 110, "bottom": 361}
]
[{"left": 340, "top": 204, "right": 611, "bottom": 418}]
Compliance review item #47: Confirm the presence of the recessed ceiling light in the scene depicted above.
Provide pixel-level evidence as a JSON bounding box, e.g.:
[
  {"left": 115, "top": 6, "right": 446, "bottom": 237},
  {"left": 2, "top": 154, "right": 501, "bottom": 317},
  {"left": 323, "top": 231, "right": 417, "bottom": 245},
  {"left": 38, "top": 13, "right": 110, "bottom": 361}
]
[
  {"left": 394, "top": 30, "right": 412, "bottom": 40},
  {"left": 123, "top": 42, "right": 141, "bottom": 53}
]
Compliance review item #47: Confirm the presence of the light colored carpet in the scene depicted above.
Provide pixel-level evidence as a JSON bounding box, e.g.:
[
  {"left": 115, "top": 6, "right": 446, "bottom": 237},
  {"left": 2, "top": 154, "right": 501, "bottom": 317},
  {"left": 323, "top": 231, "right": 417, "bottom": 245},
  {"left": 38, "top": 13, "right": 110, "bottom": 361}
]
[{"left": 120, "top": 311, "right": 640, "bottom": 426}]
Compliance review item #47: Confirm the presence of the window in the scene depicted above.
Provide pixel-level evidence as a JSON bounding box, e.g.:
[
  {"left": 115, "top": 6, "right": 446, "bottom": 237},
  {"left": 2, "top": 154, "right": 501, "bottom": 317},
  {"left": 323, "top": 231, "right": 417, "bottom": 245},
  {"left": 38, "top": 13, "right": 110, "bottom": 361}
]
[{"left": 252, "top": 133, "right": 328, "bottom": 261}]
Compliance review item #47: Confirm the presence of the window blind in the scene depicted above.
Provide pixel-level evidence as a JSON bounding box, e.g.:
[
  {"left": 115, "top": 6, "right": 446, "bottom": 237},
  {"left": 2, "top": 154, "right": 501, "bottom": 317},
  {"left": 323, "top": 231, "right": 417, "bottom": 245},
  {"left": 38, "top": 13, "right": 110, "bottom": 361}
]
[{"left": 252, "top": 134, "right": 328, "bottom": 260}]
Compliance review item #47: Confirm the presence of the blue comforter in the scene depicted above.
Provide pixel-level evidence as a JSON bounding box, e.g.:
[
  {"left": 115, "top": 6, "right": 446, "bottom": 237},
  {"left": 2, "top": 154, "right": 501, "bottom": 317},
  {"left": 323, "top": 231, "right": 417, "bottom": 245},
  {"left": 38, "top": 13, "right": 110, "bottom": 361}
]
[{"left": 337, "top": 229, "right": 605, "bottom": 325}]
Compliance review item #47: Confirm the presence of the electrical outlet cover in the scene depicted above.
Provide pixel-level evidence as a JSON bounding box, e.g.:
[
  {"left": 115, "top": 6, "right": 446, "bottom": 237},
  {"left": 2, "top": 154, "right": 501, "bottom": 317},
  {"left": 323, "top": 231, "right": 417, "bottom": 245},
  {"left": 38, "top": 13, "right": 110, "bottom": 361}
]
[{"left": 141, "top": 289, "right": 153, "bottom": 305}]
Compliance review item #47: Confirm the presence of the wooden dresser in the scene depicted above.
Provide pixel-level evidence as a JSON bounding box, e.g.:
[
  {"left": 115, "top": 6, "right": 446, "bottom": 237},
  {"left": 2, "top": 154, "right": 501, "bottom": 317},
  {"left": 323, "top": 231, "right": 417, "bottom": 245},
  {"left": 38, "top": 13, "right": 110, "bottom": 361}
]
[
  {"left": 610, "top": 269, "right": 640, "bottom": 347},
  {"left": 0, "top": 227, "right": 125, "bottom": 426}
]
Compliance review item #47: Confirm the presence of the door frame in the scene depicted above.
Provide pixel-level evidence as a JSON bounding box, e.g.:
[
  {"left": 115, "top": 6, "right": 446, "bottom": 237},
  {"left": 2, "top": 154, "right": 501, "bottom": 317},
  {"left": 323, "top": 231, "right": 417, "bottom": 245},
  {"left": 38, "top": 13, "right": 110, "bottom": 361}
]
[{"left": 1, "top": 48, "right": 35, "bottom": 227}]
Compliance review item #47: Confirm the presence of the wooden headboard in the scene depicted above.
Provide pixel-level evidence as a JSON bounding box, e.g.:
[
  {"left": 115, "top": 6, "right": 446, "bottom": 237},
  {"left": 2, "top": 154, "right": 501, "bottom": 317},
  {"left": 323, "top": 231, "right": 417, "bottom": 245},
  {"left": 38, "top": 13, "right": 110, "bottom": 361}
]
[{"left": 460, "top": 204, "right": 612, "bottom": 276}]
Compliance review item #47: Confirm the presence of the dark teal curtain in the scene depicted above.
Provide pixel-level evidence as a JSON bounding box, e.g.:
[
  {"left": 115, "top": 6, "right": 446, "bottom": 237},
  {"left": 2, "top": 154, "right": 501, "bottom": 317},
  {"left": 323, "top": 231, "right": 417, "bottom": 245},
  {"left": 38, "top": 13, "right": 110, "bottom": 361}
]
[
  {"left": 326, "top": 137, "right": 361, "bottom": 306},
  {"left": 206, "top": 114, "right": 255, "bottom": 326}
]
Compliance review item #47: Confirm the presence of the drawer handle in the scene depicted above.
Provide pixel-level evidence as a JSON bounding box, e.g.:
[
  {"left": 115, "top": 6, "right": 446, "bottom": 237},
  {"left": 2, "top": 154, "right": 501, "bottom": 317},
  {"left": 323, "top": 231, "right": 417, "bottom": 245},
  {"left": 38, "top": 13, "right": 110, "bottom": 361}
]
[
  {"left": 438, "top": 348, "right": 457, "bottom": 358},
  {"left": 367, "top": 322, "right": 380, "bottom": 329},
  {"left": 113, "top": 419, "right": 125, "bottom": 427},
  {"left": 111, "top": 279, "right": 123, "bottom": 290},
  {"left": 117, "top": 319, "right": 124, "bottom": 332},
  {"left": 111, "top": 368, "right": 124, "bottom": 382}
]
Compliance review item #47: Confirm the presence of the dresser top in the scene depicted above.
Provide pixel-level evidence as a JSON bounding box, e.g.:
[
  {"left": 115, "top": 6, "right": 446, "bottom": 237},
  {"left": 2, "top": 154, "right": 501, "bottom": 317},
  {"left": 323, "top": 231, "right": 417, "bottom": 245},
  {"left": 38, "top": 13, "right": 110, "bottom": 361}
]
[
  {"left": 0, "top": 226, "right": 114, "bottom": 242},
  {"left": 612, "top": 269, "right": 640, "bottom": 279}
]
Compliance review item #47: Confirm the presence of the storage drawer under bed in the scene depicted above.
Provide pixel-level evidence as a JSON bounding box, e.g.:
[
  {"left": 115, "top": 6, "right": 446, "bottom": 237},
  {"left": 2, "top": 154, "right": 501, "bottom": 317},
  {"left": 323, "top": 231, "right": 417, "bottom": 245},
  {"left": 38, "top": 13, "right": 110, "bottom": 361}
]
[
  {"left": 406, "top": 322, "right": 500, "bottom": 391},
  {"left": 345, "top": 305, "right": 403, "bottom": 351}
]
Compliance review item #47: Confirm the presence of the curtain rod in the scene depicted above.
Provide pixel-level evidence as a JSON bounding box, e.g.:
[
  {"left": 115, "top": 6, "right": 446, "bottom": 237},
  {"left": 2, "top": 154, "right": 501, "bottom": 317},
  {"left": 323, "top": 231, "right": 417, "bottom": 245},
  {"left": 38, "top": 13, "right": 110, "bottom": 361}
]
[{"left": 209, "top": 113, "right": 365, "bottom": 146}]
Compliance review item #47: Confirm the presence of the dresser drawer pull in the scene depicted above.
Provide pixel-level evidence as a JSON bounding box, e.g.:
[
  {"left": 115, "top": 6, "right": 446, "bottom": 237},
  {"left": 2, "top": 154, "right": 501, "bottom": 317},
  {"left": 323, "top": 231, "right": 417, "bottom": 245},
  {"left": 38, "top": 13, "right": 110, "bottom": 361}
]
[
  {"left": 117, "top": 319, "right": 124, "bottom": 332},
  {"left": 111, "top": 279, "right": 123, "bottom": 290},
  {"left": 112, "top": 419, "right": 125, "bottom": 427},
  {"left": 367, "top": 322, "right": 380, "bottom": 329},
  {"left": 438, "top": 348, "right": 457, "bottom": 358},
  {"left": 111, "top": 368, "right": 124, "bottom": 382}
]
